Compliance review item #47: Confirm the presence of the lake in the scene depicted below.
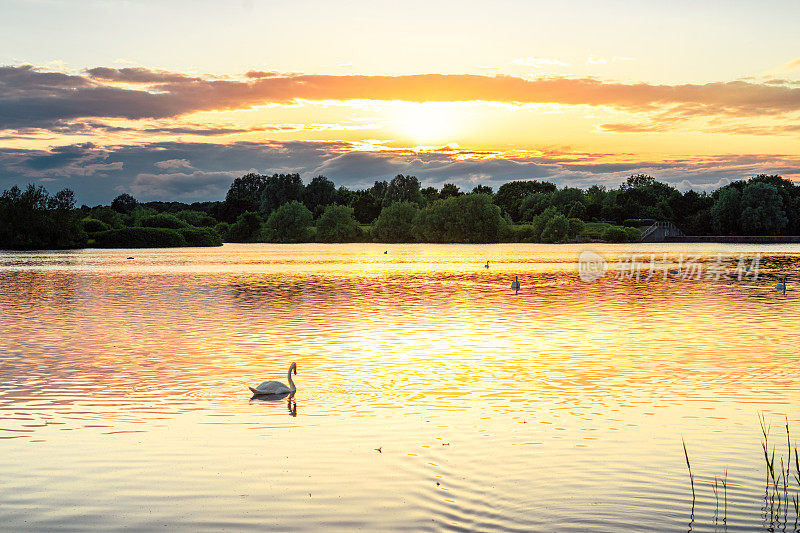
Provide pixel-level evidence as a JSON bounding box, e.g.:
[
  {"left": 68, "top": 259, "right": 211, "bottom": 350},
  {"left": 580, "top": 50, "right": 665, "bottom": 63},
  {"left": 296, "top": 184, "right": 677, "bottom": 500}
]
[{"left": 1, "top": 243, "right": 799, "bottom": 531}]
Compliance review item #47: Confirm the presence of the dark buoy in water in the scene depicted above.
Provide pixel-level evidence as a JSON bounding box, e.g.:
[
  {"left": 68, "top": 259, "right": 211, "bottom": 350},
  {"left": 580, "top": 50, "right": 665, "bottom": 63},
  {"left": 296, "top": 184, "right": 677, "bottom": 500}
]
[
  {"left": 126, "top": 257, "right": 134, "bottom": 260},
  {"left": 511, "top": 276, "right": 520, "bottom": 293}
]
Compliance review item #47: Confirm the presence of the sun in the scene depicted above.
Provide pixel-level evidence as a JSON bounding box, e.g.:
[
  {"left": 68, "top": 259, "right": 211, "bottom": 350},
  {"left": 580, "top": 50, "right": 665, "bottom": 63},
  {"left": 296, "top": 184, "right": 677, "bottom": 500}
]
[{"left": 395, "top": 103, "right": 460, "bottom": 144}]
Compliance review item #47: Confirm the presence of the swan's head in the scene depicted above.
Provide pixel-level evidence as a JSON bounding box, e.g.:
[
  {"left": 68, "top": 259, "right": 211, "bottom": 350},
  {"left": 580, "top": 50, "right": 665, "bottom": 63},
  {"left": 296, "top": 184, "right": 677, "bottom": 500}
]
[{"left": 290, "top": 362, "right": 297, "bottom": 375}]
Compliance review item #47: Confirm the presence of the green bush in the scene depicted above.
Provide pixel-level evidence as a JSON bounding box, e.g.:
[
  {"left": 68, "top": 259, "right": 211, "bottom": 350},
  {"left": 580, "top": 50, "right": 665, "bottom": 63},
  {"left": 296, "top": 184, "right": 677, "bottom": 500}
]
[
  {"left": 175, "top": 210, "right": 217, "bottom": 227},
  {"left": 89, "top": 206, "right": 124, "bottom": 229},
  {"left": 371, "top": 202, "right": 419, "bottom": 242},
  {"left": 124, "top": 206, "right": 157, "bottom": 227},
  {"left": 506, "top": 224, "right": 538, "bottom": 242},
  {"left": 179, "top": 227, "right": 223, "bottom": 246},
  {"left": 82, "top": 217, "right": 111, "bottom": 233},
  {"left": 140, "top": 213, "right": 189, "bottom": 229},
  {"left": 623, "top": 218, "right": 656, "bottom": 227},
  {"left": 214, "top": 222, "right": 231, "bottom": 240},
  {"left": 624, "top": 227, "right": 643, "bottom": 242},
  {"left": 264, "top": 201, "right": 313, "bottom": 243},
  {"left": 601, "top": 226, "right": 628, "bottom": 243},
  {"left": 581, "top": 221, "right": 616, "bottom": 238},
  {"left": 316, "top": 204, "right": 362, "bottom": 242},
  {"left": 92, "top": 227, "right": 188, "bottom": 248}
]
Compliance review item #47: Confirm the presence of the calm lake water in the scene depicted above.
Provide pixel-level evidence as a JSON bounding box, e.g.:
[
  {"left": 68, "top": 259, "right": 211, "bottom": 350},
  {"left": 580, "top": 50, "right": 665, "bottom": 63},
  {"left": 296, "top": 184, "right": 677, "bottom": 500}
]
[{"left": 1, "top": 243, "right": 799, "bottom": 532}]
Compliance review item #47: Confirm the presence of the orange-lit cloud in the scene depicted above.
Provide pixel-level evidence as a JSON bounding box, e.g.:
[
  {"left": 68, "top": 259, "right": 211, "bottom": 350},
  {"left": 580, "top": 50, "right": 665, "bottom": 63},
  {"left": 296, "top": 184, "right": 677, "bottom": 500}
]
[{"left": 4, "top": 64, "right": 800, "bottom": 134}]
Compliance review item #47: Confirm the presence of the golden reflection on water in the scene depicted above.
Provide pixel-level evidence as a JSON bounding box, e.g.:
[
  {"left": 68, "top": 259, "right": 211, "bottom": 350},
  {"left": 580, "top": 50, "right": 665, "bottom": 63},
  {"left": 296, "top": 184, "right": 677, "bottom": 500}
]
[{"left": 1, "top": 243, "right": 799, "bottom": 531}]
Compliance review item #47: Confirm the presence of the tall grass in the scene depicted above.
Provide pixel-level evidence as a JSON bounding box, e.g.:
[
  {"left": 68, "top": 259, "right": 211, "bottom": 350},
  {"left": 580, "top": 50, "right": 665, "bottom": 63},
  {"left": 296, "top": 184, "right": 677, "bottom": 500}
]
[{"left": 682, "top": 413, "right": 799, "bottom": 529}]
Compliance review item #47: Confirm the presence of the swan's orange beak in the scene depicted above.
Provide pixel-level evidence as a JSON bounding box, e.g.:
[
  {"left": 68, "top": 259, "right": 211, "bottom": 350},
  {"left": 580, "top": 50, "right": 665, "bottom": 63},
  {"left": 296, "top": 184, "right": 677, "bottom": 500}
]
[{"left": 293, "top": 366, "right": 297, "bottom": 375}]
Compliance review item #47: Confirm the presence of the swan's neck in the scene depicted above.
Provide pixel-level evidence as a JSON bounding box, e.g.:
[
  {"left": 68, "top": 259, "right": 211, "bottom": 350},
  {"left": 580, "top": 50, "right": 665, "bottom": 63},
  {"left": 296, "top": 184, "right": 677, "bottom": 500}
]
[{"left": 287, "top": 368, "right": 296, "bottom": 391}]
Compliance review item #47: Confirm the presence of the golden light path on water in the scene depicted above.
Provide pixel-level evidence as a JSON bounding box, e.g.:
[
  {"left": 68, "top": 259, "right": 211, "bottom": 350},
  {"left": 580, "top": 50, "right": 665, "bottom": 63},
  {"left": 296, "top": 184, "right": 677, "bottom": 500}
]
[{"left": 0, "top": 243, "right": 799, "bottom": 531}]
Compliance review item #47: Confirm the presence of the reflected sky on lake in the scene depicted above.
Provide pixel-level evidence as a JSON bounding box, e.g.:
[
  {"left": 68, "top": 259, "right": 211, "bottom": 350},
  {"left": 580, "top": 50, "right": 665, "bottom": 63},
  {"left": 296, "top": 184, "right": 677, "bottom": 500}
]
[{"left": 1, "top": 243, "right": 799, "bottom": 531}]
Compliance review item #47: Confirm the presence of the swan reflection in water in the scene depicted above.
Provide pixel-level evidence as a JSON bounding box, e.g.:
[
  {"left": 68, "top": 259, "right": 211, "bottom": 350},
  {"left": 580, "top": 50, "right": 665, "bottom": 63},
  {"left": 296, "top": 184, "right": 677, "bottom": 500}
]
[{"left": 249, "top": 391, "right": 298, "bottom": 417}]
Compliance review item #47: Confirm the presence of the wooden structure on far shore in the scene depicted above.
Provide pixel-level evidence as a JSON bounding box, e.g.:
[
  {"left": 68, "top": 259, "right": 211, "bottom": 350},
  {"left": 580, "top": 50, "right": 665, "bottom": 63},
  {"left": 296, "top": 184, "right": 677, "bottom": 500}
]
[
  {"left": 640, "top": 221, "right": 684, "bottom": 242},
  {"left": 641, "top": 221, "right": 800, "bottom": 243}
]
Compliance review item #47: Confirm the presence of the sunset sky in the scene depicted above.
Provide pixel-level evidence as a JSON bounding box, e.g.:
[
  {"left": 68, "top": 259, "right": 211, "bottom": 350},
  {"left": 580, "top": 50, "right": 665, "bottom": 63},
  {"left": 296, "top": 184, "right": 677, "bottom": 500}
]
[{"left": 2, "top": 0, "right": 800, "bottom": 203}]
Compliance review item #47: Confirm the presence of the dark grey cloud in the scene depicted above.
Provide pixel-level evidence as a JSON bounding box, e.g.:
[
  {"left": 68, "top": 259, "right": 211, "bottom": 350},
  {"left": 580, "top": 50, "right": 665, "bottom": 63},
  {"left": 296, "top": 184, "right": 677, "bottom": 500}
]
[{"left": 1, "top": 140, "right": 798, "bottom": 205}]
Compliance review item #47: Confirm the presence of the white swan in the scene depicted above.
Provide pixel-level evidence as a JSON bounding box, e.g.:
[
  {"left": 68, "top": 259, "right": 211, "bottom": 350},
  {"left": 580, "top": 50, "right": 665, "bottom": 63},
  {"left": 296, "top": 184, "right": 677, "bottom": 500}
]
[
  {"left": 511, "top": 276, "right": 520, "bottom": 292},
  {"left": 250, "top": 362, "right": 297, "bottom": 395}
]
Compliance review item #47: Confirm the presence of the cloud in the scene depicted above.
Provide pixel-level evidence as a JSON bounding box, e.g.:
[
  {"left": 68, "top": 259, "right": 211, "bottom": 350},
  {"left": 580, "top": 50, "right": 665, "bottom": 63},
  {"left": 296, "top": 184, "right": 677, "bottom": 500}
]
[
  {"left": 128, "top": 170, "right": 240, "bottom": 200},
  {"left": 154, "top": 158, "right": 193, "bottom": 169},
  {"left": 245, "top": 70, "right": 281, "bottom": 79},
  {"left": 5, "top": 64, "right": 800, "bottom": 134},
  {"left": 1, "top": 140, "right": 798, "bottom": 204},
  {"left": 86, "top": 67, "right": 198, "bottom": 84},
  {"left": 770, "top": 57, "right": 800, "bottom": 74},
  {"left": 599, "top": 122, "right": 671, "bottom": 133}
]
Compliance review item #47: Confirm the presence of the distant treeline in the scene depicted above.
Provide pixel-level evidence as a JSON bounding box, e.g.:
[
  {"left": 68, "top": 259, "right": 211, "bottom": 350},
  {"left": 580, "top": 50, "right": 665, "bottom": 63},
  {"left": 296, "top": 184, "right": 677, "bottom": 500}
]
[{"left": 0, "top": 172, "right": 797, "bottom": 249}]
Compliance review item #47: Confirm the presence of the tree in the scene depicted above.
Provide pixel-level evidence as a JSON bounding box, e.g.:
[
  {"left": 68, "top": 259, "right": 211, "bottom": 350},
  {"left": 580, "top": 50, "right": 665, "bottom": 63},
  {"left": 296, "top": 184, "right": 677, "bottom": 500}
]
[
  {"left": 567, "top": 218, "right": 585, "bottom": 238},
  {"left": 264, "top": 201, "right": 314, "bottom": 242},
  {"left": 710, "top": 186, "right": 742, "bottom": 235},
  {"left": 471, "top": 184, "right": 493, "bottom": 195},
  {"left": 439, "top": 183, "right": 462, "bottom": 199},
  {"left": 540, "top": 213, "right": 570, "bottom": 243},
  {"left": 351, "top": 192, "right": 382, "bottom": 223},
  {"left": 748, "top": 174, "right": 800, "bottom": 233},
  {"left": 316, "top": 205, "right": 362, "bottom": 242},
  {"left": 303, "top": 176, "right": 336, "bottom": 213},
  {"left": 225, "top": 173, "right": 268, "bottom": 220},
  {"left": 614, "top": 178, "right": 678, "bottom": 222},
  {"left": 111, "top": 193, "right": 138, "bottom": 214},
  {"left": 371, "top": 202, "right": 419, "bottom": 242},
  {"left": 334, "top": 186, "right": 357, "bottom": 207},
  {"left": 369, "top": 180, "right": 388, "bottom": 203},
  {"left": 620, "top": 174, "right": 657, "bottom": 190},
  {"left": 260, "top": 173, "right": 304, "bottom": 215},
  {"left": 567, "top": 201, "right": 586, "bottom": 220},
  {"left": 384, "top": 174, "right": 423, "bottom": 206},
  {"left": 584, "top": 184, "right": 607, "bottom": 220},
  {"left": 670, "top": 189, "right": 713, "bottom": 234},
  {"left": 550, "top": 187, "right": 586, "bottom": 214},
  {"left": 739, "top": 182, "right": 788, "bottom": 235},
  {"left": 227, "top": 211, "right": 264, "bottom": 242},
  {"left": 414, "top": 194, "right": 505, "bottom": 243},
  {"left": 420, "top": 186, "right": 439, "bottom": 205},
  {"left": 494, "top": 180, "right": 557, "bottom": 221},
  {"left": 0, "top": 184, "right": 85, "bottom": 249},
  {"left": 519, "top": 192, "right": 554, "bottom": 221}
]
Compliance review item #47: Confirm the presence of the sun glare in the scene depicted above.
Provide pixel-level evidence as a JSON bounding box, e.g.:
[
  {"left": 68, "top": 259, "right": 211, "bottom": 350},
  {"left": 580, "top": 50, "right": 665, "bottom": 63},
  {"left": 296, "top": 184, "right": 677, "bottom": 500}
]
[{"left": 395, "top": 104, "right": 460, "bottom": 144}]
